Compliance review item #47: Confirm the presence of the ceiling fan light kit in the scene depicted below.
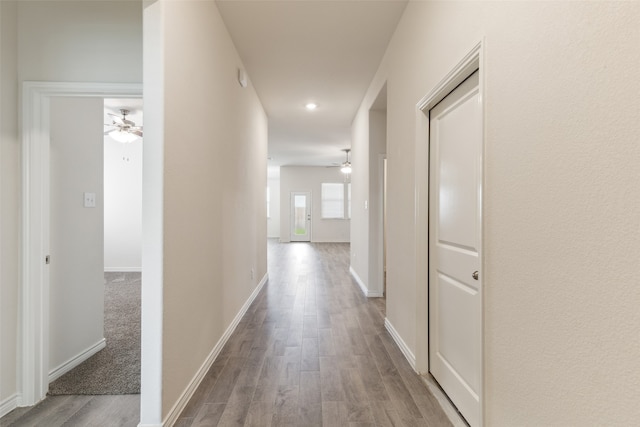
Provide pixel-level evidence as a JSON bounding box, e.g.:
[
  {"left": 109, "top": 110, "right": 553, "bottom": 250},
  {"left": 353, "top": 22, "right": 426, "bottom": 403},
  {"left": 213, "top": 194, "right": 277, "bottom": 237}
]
[
  {"left": 340, "top": 148, "right": 352, "bottom": 174},
  {"left": 105, "top": 108, "right": 143, "bottom": 143},
  {"left": 109, "top": 129, "right": 139, "bottom": 143}
]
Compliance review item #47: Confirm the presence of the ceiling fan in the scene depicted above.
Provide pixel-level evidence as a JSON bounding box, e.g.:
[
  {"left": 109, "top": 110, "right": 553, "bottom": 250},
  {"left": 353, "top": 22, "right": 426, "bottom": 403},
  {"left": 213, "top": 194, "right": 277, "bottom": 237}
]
[
  {"left": 339, "top": 148, "right": 352, "bottom": 174},
  {"left": 327, "top": 148, "right": 352, "bottom": 174},
  {"left": 104, "top": 109, "right": 143, "bottom": 143}
]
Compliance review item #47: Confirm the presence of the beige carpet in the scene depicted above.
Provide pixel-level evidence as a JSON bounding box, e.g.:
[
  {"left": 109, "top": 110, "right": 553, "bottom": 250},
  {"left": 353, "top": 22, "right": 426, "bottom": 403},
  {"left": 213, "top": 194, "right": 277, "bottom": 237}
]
[{"left": 47, "top": 272, "right": 141, "bottom": 395}]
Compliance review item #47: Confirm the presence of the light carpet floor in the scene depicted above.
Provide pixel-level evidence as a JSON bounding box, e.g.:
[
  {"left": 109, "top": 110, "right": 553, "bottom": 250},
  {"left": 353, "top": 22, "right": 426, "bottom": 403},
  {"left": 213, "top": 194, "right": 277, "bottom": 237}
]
[{"left": 47, "top": 272, "right": 141, "bottom": 395}]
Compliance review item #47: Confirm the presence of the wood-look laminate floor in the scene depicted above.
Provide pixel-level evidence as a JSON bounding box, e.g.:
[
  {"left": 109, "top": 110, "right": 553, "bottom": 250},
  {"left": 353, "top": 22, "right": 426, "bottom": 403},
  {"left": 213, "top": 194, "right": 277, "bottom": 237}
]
[
  {"left": 2, "top": 241, "right": 453, "bottom": 427},
  {"left": 176, "top": 241, "right": 452, "bottom": 427}
]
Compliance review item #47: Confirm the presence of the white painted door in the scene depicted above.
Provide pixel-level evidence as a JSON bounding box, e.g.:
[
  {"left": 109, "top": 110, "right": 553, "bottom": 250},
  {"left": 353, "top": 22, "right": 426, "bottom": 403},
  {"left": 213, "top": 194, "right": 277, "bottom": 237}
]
[
  {"left": 290, "top": 192, "right": 311, "bottom": 242},
  {"left": 49, "top": 97, "right": 106, "bottom": 377},
  {"left": 429, "top": 70, "right": 482, "bottom": 426}
]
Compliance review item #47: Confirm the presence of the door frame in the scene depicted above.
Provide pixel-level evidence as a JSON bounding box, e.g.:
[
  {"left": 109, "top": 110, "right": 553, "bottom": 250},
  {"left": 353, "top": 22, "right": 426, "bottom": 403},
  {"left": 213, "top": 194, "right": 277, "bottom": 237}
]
[
  {"left": 290, "top": 191, "right": 312, "bottom": 242},
  {"left": 20, "top": 82, "right": 143, "bottom": 405},
  {"left": 414, "top": 41, "right": 484, "bottom": 424}
]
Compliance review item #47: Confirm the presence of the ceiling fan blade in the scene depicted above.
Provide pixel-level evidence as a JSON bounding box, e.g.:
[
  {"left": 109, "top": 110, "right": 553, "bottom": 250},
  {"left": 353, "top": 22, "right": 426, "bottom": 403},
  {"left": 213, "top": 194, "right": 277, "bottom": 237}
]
[
  {"left": 108, "top": 113, "right": 124, "bottom": 125},
  {"left": 123, "top": 119, "right": 135, "bottom": 126},
  {"left": 131, "top": 130, "right": 143, "bottom": 137}
]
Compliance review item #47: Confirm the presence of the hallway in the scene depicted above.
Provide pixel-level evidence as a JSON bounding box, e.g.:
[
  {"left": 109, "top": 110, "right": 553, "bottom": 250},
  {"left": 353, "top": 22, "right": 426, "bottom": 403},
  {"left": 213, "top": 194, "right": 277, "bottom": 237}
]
[
  {"left": 0, "top": 241, "right": 453, "bottom": 427},
  {"left": 176, "top": 240, "right": 452, "bottom": 426}
]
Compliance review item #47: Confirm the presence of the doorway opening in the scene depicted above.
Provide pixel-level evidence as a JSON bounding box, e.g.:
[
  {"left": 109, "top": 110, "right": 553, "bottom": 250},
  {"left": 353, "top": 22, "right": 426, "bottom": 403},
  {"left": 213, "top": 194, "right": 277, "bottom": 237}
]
[
  {"left": 368, "top": 83, "right": 387, "bottom": 300},
  {"left": 44, "top": 97, "right": 143, "bottom": 396},
  {"left": 415, "top": 42, "right": 484, "bottom": 427},
  {"left": 20, "top": 82, "right": 144, "bottom": 408}
]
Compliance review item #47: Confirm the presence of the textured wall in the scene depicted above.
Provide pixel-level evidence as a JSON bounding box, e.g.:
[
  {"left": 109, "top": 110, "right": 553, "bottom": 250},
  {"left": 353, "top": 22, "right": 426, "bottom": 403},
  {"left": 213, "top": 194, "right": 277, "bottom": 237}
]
[
  {"left": 155, "top": 0, "right": 268, "bottom": 420},
  {"left": 353, "top": 1, "right": 640, "bottom": 425}
]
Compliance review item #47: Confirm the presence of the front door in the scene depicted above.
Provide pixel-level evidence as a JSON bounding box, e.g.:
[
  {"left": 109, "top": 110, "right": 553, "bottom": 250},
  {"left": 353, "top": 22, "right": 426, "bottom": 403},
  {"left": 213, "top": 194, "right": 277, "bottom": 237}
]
[
  {"left": 429, "top": 70, "right": 482, "bottom": 426},
  {"left": 290, "top": 192, "right": 311, "bottom": 242}
]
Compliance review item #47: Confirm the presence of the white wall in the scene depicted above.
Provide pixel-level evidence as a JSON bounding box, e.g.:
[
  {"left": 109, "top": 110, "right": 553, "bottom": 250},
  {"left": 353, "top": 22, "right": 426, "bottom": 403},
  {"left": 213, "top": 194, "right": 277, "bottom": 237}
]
[
  {"left": 49, "top": 97, "right": 105, "bottom": 374},
  {"left": 280, "top": 166, "right": 350, "bottom": 243},
  {"left": 104, "top": 136, "right": 143, "bottom": 272},
  {"left": 352, "top": 1, "right": 640, "bottom": 425},
  {"left": 144, "top": 1, "right": 268, "bottom": 421},
  {"left": 0, "top": 0, "right": 142, "bottom": 414},
  {"left": 267, "top": 170, "right": 281, "bottom": 238}
]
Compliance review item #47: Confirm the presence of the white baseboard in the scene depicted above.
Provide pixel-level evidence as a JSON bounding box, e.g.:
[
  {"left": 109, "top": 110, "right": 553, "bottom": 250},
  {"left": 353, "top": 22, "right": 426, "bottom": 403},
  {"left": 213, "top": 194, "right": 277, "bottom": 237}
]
[
  {"left": 0, "top": 393, "right": 19, "bottom": 419},
  {"left": 162, "top": 273, "right": 269, "bottom": 427},
  {"left": 350, "top": 266, "right": 368, "bottom": 296},
  {"left": 384, "top": 318, "right": 417, "bottom": 371},
  {"left": 349, "top": 266, "right": 383, "bottom": 297},
  {"left": 49, "top": 338, "right": 106, "bottom": 383},
  {"left": 104, "top": 267, "right": 142, "bottom": 273}
]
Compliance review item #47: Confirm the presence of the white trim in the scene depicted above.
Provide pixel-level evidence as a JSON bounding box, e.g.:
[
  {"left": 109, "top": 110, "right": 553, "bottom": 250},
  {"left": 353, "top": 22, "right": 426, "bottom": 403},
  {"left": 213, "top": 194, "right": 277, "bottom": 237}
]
[
  {"left": 48, "top": 338, "right": 106, "bottom": 382},
  {"left": 21, "top": 81, "right": 143, "bottom": 406},
  {"left": 421, "top": 375, "right": 469, "bottom": 427},
  {"left": 161, "top": 273, "right": 269, "bottom": 427},
  {"left": 104, "top": 267, "right": 143, "bottom": 273},
  {"left": 309, "top": 238, "right": 350, "bottom": 244},
  {"left": 384, "top": 318, "right": 416, "bottom": 371},
  {"left": 417, "top": 42, "right": 482, "bottom": 111},
  {"left": 349, "top": 266, "right": 383, "bottom": 298},
  {"left": 0, "top": 394, "right": 19, "bottom": 419},
  {"left": 414, "top": 40, "right": 484, "bottom": 426}
]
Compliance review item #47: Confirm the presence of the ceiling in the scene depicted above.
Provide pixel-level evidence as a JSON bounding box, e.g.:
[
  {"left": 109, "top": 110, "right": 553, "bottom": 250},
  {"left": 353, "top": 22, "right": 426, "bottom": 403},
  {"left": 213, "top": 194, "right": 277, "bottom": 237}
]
[
  {"left": 216, "top": 0, "right": 407, "bottom": 168},
  {"left": 104, "top": 97, "right": 143, "bottom": 128}
]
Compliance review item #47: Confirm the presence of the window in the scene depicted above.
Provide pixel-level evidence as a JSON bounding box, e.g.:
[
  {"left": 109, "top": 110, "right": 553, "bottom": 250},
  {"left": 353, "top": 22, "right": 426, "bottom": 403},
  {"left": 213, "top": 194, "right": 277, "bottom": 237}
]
[{"left": 321, "top": 183, "right": 345, "bottom": 219}]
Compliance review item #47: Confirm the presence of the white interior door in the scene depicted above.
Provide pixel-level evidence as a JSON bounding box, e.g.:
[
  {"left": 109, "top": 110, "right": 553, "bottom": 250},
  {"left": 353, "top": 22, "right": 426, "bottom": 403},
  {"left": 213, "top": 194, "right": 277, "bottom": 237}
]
[
  {"left": 290, "top": 191, "right": 311, "bottom": 242},
  {"left": 49, "top": 97, "right": 106, "bottom": 379},
  {"left": 429, "top": 70, "right": 482, "bottom": 426}
]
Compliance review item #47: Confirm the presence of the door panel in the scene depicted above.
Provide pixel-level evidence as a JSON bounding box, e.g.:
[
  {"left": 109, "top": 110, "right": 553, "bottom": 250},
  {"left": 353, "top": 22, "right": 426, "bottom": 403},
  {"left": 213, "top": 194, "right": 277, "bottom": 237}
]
[
  {"left": 290, "top": 192, "right": 311, "bottom": 242},
  {"left": 429, "top": 70, "right": 482, "bottom": 426}
]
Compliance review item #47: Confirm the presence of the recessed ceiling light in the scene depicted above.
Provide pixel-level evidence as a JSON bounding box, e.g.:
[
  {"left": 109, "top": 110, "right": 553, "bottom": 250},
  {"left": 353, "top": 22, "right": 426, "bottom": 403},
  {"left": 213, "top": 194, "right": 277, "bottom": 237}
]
[{"left": 305, "top": 103, "right": 318, "bottom": 111}]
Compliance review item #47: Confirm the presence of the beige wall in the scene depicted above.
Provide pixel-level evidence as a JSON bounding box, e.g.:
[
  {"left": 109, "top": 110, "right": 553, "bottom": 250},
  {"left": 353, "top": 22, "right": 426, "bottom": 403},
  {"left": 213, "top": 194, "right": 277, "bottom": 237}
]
[
  {"left": 353, "top": 1, "right": 640, "bottom": 425},
  {"left": 280, "top": 166, "right": 351, "bottom": 243},
  {"left": 156, "top": 0, "right": 268, "bottom": 419},
  {"left": 0, "top": 0, "right": 19, "bottom": 406},
  {"left": 18, "top": 1, "right": 142, "bottom": 82},
  {"left": 0, "top": 0, "right": 142, "bottom": 411}
]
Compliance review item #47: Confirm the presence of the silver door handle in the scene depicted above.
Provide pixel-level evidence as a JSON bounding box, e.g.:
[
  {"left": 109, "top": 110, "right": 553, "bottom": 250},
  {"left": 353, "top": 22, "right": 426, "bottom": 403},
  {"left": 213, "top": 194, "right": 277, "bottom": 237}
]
[{"left": 472, "top": 271, "right": 479, "bottom": 280}]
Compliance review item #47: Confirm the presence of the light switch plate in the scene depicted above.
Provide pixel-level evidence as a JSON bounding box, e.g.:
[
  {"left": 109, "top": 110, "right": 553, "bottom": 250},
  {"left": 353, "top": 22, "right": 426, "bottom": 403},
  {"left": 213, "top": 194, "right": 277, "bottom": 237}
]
[{"left": 84, "top": 192, "right": 96, "bottom": 208}]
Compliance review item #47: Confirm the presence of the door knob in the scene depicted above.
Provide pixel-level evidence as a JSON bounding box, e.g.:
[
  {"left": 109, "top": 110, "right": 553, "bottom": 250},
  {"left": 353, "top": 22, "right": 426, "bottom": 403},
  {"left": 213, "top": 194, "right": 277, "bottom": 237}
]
[{"left": 472, "top": 271, "right": 479, "bottom": 280}]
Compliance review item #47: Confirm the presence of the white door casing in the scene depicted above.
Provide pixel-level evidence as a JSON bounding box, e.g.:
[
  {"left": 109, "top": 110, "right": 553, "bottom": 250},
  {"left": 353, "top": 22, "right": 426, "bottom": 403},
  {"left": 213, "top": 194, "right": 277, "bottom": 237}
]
[
  {"left": 21, "top": 82, "right": 143, "bottom": 406},
  {"left": 429, "top": 70, "right": 482, "bottom": 426},
  {"left": 290, "top": 191, "right": 311, "bottom": 242}
]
